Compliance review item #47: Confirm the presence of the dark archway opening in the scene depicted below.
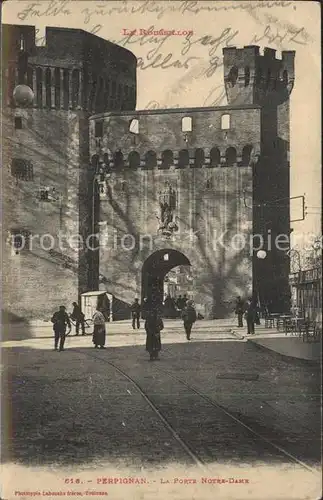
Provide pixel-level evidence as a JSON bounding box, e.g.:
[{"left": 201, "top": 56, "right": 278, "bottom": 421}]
[{"left": 141, "top": 249, "right": 191, "bottom": 311}]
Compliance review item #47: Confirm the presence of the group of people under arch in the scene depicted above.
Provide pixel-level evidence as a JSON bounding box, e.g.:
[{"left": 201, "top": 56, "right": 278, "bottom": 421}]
[{"left": 130, "top": 296, "right": 198, "bottom": 361}]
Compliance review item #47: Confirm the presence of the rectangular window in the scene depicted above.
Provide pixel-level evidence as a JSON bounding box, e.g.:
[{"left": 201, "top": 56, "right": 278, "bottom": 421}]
[
  {"left": 182, "top": 116, "right": 192, "bottom": 132},
  {"left": 95, "top": 121, "right": 103, "bottom": 137},
  {"left": 14, "top": 117, "right": 23, "bottom": 129},
  {"left": 11, "top": 158, "right": 33, "bottom": 181},
  {"left": 221, "top": 114, "right": 231, "bottom": 129}
]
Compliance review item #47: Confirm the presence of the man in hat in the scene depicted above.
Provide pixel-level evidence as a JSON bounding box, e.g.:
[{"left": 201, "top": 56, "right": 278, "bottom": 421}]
[
  {"left": 130, "top": 298, "right": 141, "bottom": 330},
  {"left": 235, "top": 296, "right": 245, "bottom": 328},
  {"left": 71, "top": 301, "right": 85, "bottom": 335},
  {"left": 51, "top": 306, "right": 71, "bottom": 351},
  {"left": 181, "top": 300, "right": 197, "bottom": 340},
  {"left": 244, "top": 299, "right": 256, "bottom": 335}
]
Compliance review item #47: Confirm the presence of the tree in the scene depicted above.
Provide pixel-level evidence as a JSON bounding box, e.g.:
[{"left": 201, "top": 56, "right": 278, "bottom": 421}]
[{"left": 290, "top": 235, "right": 322, "bottom": 272}]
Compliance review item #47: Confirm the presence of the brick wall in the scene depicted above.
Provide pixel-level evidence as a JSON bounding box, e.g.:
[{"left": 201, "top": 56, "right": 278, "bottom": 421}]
[
  {"left": 91, "top": 106, "right": 261, "bottom": 160},
  {"left": 2, "top": 107, "right": 90, "bottom": 320},
  {"left": 1, "top": 23, "right": 137, "bottom": 321},
  {"left": 252, "top": 101, "right": 291, "bottom": 311}
]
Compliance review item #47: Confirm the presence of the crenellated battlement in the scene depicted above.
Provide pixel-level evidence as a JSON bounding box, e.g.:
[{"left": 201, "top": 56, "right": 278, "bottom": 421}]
[
  {"left": 2, "top": 24, "right": 137, "bottom": 113},
  {"left": 223, "top": 45, "right": 295, "bottom": 106},
  {"left": 89, "top": 106, "right": 261, "bottom": 185},
  {"left": 2, "top": 24, "right": 136, "bottom": 68},
  {"left": 91, "top": 144, "right": 259, "bottom": 172}
]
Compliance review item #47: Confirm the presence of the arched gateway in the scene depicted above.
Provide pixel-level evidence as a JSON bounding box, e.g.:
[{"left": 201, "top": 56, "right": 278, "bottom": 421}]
[
  {"left": 92, "top": 45, "right": 294, "bottom": 318},
  {"left": 141, "top": 249, "right": 191, "bottom": 306}
]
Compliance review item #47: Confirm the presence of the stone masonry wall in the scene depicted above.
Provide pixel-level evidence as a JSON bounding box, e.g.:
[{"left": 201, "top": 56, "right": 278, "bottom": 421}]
[
  {"left": 98, "top": 166, "right": 253, "bottom": 318},
  {"left": 2, "top": 107, "right": 90, "bottom": 321},
  {"left": 2, "top": 23, "right": 138, "bottom": 321}
]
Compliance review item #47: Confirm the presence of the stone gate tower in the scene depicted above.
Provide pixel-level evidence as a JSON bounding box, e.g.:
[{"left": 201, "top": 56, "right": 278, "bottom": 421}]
[
  {"left": 90, "top": 46, "right": 295, "bottom": 319},
  {"left": 2, "top": 24, "right": 136, "bottom": 320},
  {"left": 223, "top": 46, "right": 295, "bottom": 313},
  {"left": 2, "top": 24, "right": 295, "bottom": 321}
]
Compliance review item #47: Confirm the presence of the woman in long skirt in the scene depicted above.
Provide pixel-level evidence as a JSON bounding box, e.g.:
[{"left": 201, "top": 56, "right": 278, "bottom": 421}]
[
  {"left": 92, "top": 308, "right": 106, "bottom": 349},
  {"left": 145, "top": 309, "right": 163, "bottom": 361}
]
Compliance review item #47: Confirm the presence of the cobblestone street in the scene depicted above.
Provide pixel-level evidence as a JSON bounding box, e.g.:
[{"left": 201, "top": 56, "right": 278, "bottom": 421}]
[{"left": 1, "top": 321, "right": 321, "bottom": 499}]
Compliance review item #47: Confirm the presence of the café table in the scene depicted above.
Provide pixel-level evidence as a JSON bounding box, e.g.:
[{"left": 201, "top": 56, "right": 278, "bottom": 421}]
[{"left": 265, "top": 313, "right": 280, "bottom": 328}]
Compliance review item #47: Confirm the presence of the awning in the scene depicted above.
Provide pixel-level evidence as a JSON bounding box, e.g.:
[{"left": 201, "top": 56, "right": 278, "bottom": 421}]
[{"left": 81, "top": 291, "right": 107, "bottom": 297}]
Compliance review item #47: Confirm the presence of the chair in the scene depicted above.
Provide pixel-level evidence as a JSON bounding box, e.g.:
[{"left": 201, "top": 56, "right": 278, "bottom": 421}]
[
  {"left": 265, "top": 315, "right": 275, "bottom": 328},
  {"left": 299, "top": 320, "right": 315, "bottom": 342},
  {"left": 284, "top": 318, "right": 295, "bottom": 335},
  {"left": 313, "top": 323, "right": 322, "bottom": 342},
  {"left": 293, "top": 318, "right": 302, "bottom": 336},
  {"left": 277, "top": 317, "right": 285, "bottom": 331}
]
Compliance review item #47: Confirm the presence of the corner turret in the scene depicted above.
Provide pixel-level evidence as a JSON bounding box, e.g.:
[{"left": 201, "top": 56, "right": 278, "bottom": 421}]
[
  {"left": 2, "top": 24, "right": 137, "bottom": 112},
  {"left": 223, "top": 45, "right": 295, "bottom": 106}
]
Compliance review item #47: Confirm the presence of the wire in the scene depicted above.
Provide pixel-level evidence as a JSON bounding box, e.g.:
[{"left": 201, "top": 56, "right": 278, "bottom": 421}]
[
  {"left": 242, "top": 190, "right": 306, "bottom": 211},
  {"left": 266, "top": 195, "right": 305, "bottom": 205}
]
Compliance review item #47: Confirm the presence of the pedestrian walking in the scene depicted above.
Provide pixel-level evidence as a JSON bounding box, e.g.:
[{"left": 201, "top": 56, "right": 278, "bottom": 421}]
[
  {"left": 235, "top": 296, "right": 245, "bottom": 327},
  {"left": 92, "top": 308, "right": 106, "bottom": 349},
  {"left": 176, "top": 295, "right": 184, "bottom": 311},
  {"left": 164, "top": 294, "right": 177, "bottom": 318},
  {"left": 254, "top": 303, "right": 261, "bottom": 325},
  {"left": 181, "top": 300, "right": 197, "bottom": 340},
  {"left": 131, "top": 298, "right": 141, "bottom": 329},
  {"left": 71, "top": 301, "right": 85, "bottom": 335},
  {"left": 51, "top": 306, "right": 71, "bottom": 351},
  {"left": 245, "top": 299, "right": 256, "bottom": 335},
  {"left": 145, "top": 308, "right": 163, "bottom": 361}
]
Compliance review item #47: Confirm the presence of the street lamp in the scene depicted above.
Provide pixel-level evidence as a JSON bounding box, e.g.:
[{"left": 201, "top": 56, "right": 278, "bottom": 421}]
[
  {"left": 92, "top": 162, "right": 103, "bottom": 235},
  {"left": 255, "top": 249, "right": 267, "bottom": 311},
  {"left": 256, "top": 249, "right": 267, "bottom": 260},
  {"left": 287, "top": 248, "right": 301, "bottom": 272},
  {"left": 91, "top": 158, "right": 111, "bottom": 235},
  {"left": 13, "top": 84, "right": 34, "bottom": 107},
  {"left": 90, "top": 156, "right": 110, "bottom": 290}
]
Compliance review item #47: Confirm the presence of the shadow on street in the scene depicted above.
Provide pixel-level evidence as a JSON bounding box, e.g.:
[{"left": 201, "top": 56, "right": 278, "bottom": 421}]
[{"left": 1, "top": 339, "right": 321, "bottom": 469}]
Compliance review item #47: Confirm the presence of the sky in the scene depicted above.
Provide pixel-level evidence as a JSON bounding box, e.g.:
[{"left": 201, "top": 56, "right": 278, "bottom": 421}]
[{"left": 3, "top": 0, "right": 321, "bottom": 248}]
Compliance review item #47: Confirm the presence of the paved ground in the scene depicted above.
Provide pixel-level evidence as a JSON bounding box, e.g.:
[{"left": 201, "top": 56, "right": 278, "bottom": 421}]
[
  {"left": 1, "top": 321, "right": 322, "bottom": 499},
  {"left": 231, "top": 326, "right": 322, "bottom": 362},
  {"left": 0, "top": 318, "right": 236, "bottom": 341},
  {"left": 248, "top": 335, "right": 321, "bottom": 362}
]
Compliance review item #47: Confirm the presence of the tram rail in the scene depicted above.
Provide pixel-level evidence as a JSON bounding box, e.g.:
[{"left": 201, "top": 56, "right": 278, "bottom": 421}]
[
  {"left": 76, "top": 349, "right": 317, "bottom": 475},
  {"left": 76, "top": 350, "right": 206, "bottom": 469}
]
